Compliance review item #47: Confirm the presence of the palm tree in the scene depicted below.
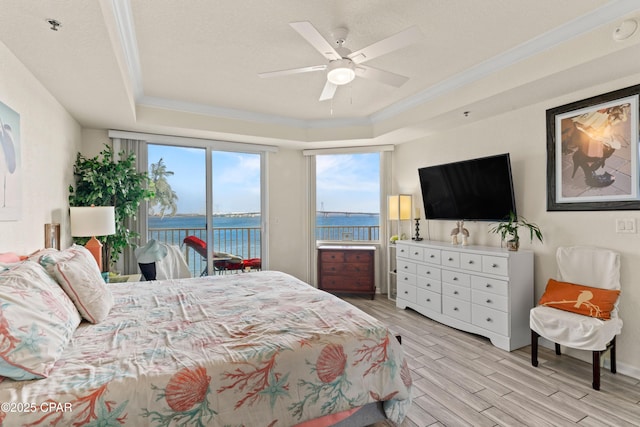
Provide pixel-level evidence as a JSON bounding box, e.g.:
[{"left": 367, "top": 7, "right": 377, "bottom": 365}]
[{"left": 149, "top": 158, "right": 178, "bottom": 218}]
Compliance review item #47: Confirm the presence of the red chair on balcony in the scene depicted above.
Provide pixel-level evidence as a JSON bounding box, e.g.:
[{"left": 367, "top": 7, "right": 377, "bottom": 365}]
[{"left": 182, "top": 235, "right": 256, "bottom": 275}]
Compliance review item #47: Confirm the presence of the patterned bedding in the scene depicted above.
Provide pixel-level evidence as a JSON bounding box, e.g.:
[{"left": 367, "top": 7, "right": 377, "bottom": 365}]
[{"left": 0, "top": 271, "right": 412, "bottom": 426}]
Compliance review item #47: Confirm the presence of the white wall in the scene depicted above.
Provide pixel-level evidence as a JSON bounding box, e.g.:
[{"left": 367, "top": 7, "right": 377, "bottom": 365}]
[
  {"left": 0, "top": 41, "right": 81, "bottom": 253},
  {"left": 394, "top": 75, "right": 640, "bottom": 379}
]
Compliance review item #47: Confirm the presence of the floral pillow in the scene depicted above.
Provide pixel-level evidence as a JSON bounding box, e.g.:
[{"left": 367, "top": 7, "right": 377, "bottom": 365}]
[
  {"left": 538, "top": 278, "right": 620, "bottom": 320},
  {"left": 40, "top": 245, "right": 113, "bottom": 324},
  {"left": 0, "top": 261, "right": 81, "bottom": 380}
]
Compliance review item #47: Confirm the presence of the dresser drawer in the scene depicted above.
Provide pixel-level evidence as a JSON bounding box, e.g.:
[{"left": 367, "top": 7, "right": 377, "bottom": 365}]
[
  {"left": 320, "top": 262, "right": 344, "bottom": 275},
  {"left": 442, "top": 283, "right": 470, "bottom": 301},
  {"left": 460, "top": 253, "right": 482, "bottom": 272},
  {"left": 442, "top": 296, "right": 471, "bottom": 323},
  {"left": 342, "top": 263, "right": 372, "bottom": 275},
  {"left": 396, "top": 244, "right": 410, "bottom": 259},
  {"left": 471, "top": 276, "right": 508, "bottom": 296},
  {"left": 398, "top": 259, "right": 417, "bottom": 275},
  {"left": 397, "top": 282, "right": 416, "bottom": 301},
  {"left": 482, "top": 255, "right": 509, "bottom": 276},
  {"left": 409, "top": 246, "right": 424, "bottom": 261},
  {"left": 417, "top": 276, "right": 441, "bottom": 293},
  {"left": 345, "top": 251, "right": 372, "bottom": 263},
  {"left": 320, "top": 250, "right": 345, "bottom": 263},
  {"left": 472, "top": 305, "right": 509, "bottom": 336},
  {"left": 417, "top": 264, "right": 441, "bottom": 280},
  {"left": 398, "top": 271, "right": 417, "bottom": 286},
  {"left": 423, "top": 248, "right": 441, "bottom": 265},
  {"left": 417, "top": 288, "right": 441, "bottom": 312},
  {"left": 472, "top": 289, "right": 508, "bottom": 312},
  {"left": 442, "top": 251, "right": 460, "bottom": 268},
  {"left": 320, "top": 276, "right": 372, "bottom": 290},
  {"left": 442, "top": 269, "right": 470, "bottom": 286}
]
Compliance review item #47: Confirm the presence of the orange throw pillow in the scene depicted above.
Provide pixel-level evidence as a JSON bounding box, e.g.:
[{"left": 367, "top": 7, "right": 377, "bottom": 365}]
[{"left": 538, "top": 279, "right": 620, "bottom": 320}]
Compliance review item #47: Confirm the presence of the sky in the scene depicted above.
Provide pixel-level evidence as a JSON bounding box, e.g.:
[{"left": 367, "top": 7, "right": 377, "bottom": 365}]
[{"left": 148, "top": 145, "right": 380, "bottom": 214}]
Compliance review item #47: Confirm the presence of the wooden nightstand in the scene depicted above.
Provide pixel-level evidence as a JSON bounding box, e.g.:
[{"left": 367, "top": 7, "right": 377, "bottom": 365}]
[{"left": 317, "top": 245, "right": 376, "bottom": 299}]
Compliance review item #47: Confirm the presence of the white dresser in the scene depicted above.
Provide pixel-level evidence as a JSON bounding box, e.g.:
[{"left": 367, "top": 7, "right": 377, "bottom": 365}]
[{"left": 396, "top": 240, "right": 534, "bottom": 351}]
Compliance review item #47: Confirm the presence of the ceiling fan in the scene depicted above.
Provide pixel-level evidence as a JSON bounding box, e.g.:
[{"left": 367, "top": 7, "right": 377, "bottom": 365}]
[{"left": 258, "top": 21, "right": 422, "bottom": 101}]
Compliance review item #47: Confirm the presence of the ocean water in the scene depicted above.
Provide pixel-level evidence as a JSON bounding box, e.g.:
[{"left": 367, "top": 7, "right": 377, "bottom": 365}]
[{"left": 148, "top": 213, "right": 379, "bottom": 274}]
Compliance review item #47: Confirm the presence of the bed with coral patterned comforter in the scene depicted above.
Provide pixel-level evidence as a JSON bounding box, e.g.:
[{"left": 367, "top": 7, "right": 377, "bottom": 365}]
[{"left": 0, "top": 270, "right": 411, "bottom": 426}]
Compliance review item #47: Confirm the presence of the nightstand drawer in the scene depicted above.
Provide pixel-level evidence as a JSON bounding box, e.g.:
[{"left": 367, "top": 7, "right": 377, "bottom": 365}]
[{"left": 320, "top": 251, "right": 345, "bottom": 263}]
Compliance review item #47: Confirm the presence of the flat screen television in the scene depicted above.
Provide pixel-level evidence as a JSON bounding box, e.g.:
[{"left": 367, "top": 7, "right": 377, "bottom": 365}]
[{"left": 418, "top": 153, "right": 517, "bottom": 221}]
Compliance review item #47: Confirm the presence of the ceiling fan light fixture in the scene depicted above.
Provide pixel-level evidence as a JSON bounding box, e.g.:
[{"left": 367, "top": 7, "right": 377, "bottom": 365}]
[{"left": 327, "top": 59, "right": 355, "bottom": 85}]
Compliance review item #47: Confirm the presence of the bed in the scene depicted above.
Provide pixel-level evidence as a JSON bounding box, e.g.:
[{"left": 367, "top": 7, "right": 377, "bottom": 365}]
[{"left": 0, "top": 247, "right": 412, "bottom": 426}]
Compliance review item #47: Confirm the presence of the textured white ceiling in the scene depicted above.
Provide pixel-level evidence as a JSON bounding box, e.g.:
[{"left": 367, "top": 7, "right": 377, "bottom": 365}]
[{"left": 0, "top": 0, "right": 638, "bottom": 148}]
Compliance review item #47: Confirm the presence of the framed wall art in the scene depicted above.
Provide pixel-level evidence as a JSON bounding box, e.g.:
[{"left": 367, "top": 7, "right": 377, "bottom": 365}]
[
  {"left": 546, "top": 84, "right": 640, "bottom": 211},
  {"left": 0, "top": 100, "right": 21, "bottom": 221}
]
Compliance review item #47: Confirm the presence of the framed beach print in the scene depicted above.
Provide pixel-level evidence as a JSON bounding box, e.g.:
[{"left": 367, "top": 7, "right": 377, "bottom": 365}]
[
  {"left": 0, "top": 100, "right": 21, "bottom": 221},
  {"left": 546, "top": 84, "right": 640, "bottom": 211}
]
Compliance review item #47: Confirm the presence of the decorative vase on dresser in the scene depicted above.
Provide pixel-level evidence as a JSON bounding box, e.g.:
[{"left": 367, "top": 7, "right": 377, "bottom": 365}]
[{"left": 395, "top": 240, "right": 533, "bottom": 351}]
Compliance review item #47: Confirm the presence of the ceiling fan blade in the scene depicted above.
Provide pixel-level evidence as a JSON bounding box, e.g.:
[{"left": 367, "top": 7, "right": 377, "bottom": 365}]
[
  {"left": 355, "top": 65, "right": 409, "bottom": 87},
  {"left": 258, "top": 65, "right": 327, "bottom": 78},
  {"left": 319, "top": 81, "right": 338, "bottom": 101},
  {"left": 290, "top": 21, "right": 342, "bottom": 61},
  {"left": 348, "top": 26, "right": 422, "bottom": 64}
]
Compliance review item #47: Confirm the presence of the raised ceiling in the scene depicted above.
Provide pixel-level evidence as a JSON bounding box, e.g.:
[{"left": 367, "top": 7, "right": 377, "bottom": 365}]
[{"left": 0, "top": 0, "right": 639, "bottom": 149}]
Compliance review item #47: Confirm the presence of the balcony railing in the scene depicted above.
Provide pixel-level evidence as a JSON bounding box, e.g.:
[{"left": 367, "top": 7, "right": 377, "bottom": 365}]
[{"left": 149, "top": 224, "right": 380, "bottom": 277}]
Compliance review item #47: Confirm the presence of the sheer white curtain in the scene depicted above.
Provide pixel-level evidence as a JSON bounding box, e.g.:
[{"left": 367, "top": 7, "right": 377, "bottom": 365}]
[{"left": 111, "top": 137, "right": 148, "bottom": 275}]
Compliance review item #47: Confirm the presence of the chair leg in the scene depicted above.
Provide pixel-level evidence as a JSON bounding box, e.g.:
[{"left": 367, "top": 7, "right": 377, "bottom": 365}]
[
  {"left": 610, "top": 336, "right": 617, "bottom": 374},
  {"left": 592, "top": 350, "right": 601, "bottom": 391},
  {"left": 531, "top": 330, "right": 539, "bottom": 367},
  {"left": 555, "top": 343, "right": 561, "bottom": 355}
]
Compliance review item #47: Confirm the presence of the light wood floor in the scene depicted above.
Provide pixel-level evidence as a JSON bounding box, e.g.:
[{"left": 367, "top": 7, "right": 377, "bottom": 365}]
[{"left": 341, "top": 295, "right": 640, "bottom": 427}]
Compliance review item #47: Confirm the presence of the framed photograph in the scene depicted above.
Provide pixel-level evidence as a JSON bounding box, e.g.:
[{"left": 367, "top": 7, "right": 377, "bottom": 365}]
[{"left": 546, "top": 84, "right": 640, "bottom": 211}]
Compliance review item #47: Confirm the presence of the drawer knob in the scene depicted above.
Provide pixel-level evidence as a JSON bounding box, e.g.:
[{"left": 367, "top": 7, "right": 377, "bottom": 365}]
[
  {"left": 492, "top": 263, "right": 498, "bottom": 268},
  {"left": 404, "top": 290, "right": 409, "bottom": 294},
  {"left": 404, "top": 277, "right": 408, "bottom": 281},
  {"left": 426, "top": 283, "right": 431, "bottom": 287},
  {"left": 430, "top": 254, "right": 435, "bottom": 258},
  {"left": 448, "top": 257, "right": 454, "bottom": 261},
  {"left": 426, "top": 271, "right": 431, "bottom": 275},
  {"left": 453, "top": 290, "right": 459, "bottom": 295},
  {"left": 404, "top": 265, "right": 408, "bottom": 269},
  {"left": 485, "top": 284, "right": 492, "bottom": 288},
  {"left": 426, "top": 298, "right": 431, "bottom": 302},
  {"left": 453, "top": 307, "right": 459, "bottom": 311},
  {"left": 468, "top": 260, "right": 474, "bottom": 264},
  {"left": 486, "top": 318, "right": 492, "bottom": 322},
  {"left": 486, "top": 299, "right": 492, "bottom": 304},
  {"left": 453, "top": 277, "right": 458, "bottom": 281},
  {"left": 414, "top": 252, "right": 419, "bottom": 256}
]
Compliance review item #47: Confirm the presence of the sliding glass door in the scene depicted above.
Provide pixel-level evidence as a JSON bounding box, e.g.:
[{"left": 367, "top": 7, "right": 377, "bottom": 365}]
[{"left": 146, "top": 144, "right": 263, "bottom": 276}]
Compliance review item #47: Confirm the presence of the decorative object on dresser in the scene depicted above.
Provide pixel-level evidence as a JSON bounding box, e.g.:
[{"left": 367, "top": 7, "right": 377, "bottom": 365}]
[
  {"left": 318, "top": 245, "right": 376, "bottom": 299},
  {"left": 412, "top": 207, "right": 423, "bottom": 241},
  {"left": 69, "top": 206, "right": 116, "bottom": 271},
  {"left": 489, "top": 211, "right": 543, "bottom": 251},
  {"left": 395, "top": 240, "right": 534, "bottom": 351}
]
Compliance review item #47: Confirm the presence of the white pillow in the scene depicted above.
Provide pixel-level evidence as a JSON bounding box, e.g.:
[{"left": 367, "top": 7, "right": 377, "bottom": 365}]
[
  {"left": 40, "top": 245, "right": 114, "bottom": 324},
  {"left": 0, "top": 261, "right": 81, "bottom": 380}
]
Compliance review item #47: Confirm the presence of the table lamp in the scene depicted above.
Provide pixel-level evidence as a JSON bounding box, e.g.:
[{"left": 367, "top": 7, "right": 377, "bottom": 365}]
[{"left": 70, "top": 206, "right": 116, "bottom": 271}]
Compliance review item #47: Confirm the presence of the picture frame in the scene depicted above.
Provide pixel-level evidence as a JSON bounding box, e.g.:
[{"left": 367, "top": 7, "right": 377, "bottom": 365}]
[{"left": 546, "top": 84, "right": 640, "bottom": 211}]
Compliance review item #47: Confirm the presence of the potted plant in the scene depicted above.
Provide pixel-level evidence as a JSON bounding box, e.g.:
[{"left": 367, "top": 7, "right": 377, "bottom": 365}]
[
  {"left": 489, "top": 211, "right": 543, "bottom": 251},
  {"left": 69, "top": 145, "right": 154, "bottom": 268}
]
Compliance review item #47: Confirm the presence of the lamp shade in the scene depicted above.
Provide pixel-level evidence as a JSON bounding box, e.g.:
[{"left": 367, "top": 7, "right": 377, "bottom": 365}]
[
  {"left": 70, "top": 206, "right": 116, "bottom": 237},
  {"left": 388, "top": 195, "right": 412, "bottom": 221}
]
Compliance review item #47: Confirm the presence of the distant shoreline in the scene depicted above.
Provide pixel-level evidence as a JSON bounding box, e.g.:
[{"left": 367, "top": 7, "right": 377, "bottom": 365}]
[{"left": 150, "top": 211, "right": 379, "bottom": 218}]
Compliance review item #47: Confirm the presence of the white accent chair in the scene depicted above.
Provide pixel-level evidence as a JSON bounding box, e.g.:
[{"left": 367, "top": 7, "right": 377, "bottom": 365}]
[{"left": 530, "top": 246, "right": 623, "bottom": 390}]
